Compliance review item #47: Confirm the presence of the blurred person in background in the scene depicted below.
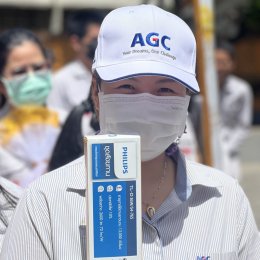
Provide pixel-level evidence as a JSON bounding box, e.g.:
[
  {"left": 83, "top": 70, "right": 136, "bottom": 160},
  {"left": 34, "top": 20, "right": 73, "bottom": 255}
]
[
  {"left": 216, "top": 41, "right": 253, "bottom": 180},
  {"left": 48, "top": 91, "right": 99, "bottom": 171},
  {"left": 47, "top": 11, "right": 102, "bottom": 122},
  {"left": 0, "top": 147, "right": 27, "bottom": 182},
  {"left": 0, "top": 28, "right": 60, "bottom": 187},
  {"left": 47, "top": 11, "right": 103, "bottom": 171}
]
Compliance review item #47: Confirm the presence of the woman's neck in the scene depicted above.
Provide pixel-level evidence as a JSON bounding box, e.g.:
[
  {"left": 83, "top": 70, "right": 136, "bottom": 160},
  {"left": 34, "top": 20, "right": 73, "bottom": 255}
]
[{"left": 141, "top": 153, "right": 176, "bottom": 216}]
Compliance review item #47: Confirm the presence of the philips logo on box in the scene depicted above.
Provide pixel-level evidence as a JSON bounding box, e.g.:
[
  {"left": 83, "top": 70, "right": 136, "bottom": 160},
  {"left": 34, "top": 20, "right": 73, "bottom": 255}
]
[
  {"left": 114, "top": 142, "right": 137, "bottom": 179},
  {"left": 122, "top": 147, "right": 128, "bottom": 174}
]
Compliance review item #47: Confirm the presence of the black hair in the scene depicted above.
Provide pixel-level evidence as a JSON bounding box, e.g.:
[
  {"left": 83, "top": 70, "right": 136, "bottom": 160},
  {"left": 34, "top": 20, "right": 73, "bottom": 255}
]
[
  {"left": 66, "top": 11, "right": 102, "bottom": 39},
  {"left": 94, "top": 71, "right": 102, "bottom": 87},
  {"left": 0, "top": 28, "right": 48, "bottom": 75},
  {"left": 215, "top": 40, "right": 235, "bottom": 60}
]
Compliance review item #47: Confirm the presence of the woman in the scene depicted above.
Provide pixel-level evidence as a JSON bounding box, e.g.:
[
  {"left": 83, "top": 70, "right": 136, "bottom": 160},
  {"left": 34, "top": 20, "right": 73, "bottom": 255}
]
[
  {"left": 0, "top": 28, "right": 60, "bottom": 187},
  {"left": 1, "top": 6, "right": 260, "bottom": 259}
]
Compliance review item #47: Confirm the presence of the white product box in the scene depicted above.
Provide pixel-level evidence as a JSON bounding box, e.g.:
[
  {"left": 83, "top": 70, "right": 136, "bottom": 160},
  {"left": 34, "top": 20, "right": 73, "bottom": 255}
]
[{"left": 84, "top": 134, "right": 142, "bottom": 260}]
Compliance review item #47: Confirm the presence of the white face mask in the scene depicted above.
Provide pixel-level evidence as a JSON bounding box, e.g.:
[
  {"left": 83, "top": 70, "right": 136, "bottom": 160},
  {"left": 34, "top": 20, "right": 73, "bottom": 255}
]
[{"left": 98, "top": 92, "right": 190, "bottom": 161}]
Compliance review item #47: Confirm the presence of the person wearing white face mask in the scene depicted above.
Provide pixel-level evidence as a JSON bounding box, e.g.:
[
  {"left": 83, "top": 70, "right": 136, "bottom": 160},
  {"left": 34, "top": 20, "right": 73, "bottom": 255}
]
[
  {"left": 97, "top": 79, "right": 190, "bottom": 161},
  {"left": 1, "top": 5, "right": 260, "bottom": 259}
]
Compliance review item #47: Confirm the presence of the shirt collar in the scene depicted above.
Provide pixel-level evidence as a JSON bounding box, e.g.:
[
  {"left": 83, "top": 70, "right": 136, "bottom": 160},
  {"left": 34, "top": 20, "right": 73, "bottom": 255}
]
[
  {"left": 67, "top": 146, "right": 223, "bottom": 201},
  {"left": 169, "top": 146, "right": 223, "bottom": 202}
]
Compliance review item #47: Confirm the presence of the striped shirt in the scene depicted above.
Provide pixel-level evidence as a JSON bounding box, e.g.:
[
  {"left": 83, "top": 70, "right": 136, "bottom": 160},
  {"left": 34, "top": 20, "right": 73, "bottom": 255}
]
[
  {"left": 1, "top": 148, "right": 260, "bottom": 259},
  {"left": 0, "top": 177, "right": 23, "bottom": 251}
]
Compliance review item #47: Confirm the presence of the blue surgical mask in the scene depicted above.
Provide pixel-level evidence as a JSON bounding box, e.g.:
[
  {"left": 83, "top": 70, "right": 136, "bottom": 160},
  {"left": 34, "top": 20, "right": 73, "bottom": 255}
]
[{"left": 2, "top": 70, "right": 52, "bottom": 107}]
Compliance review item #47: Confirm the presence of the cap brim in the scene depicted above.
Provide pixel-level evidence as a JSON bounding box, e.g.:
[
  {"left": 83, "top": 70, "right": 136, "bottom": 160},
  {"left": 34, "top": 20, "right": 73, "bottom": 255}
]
[{"left": 95, "top": 60, "right": 200, "bottom": 94}]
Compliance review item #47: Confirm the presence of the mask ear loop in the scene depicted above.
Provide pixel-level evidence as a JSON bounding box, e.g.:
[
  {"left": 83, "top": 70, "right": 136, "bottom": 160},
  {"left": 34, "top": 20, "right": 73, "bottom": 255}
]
[
  {"left": 173, "top": 123, "right": 187, "bottom": 145},
  {"left": 173, "top": 136, "right": 180, "bottom": 145},
  {"left": 184, "top": 124, "right": 187, "bottom": 134}
]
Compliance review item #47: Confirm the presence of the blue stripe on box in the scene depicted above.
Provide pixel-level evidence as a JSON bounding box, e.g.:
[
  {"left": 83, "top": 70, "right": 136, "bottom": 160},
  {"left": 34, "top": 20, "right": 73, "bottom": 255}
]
[{"left": 127, "top": 181, "right": 137, "bottom": 256}]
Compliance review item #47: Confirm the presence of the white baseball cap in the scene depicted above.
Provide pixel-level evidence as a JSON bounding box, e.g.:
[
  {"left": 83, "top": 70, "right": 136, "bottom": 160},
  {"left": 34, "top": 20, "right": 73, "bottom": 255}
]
[{"left": 92, "top": 4, "right": 200, "bottom": 93}]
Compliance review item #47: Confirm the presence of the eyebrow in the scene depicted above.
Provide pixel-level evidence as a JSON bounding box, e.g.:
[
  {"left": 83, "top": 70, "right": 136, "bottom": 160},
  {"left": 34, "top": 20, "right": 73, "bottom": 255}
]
[{"left": 156, "top": 78, "right": 179, "bottom": 84}]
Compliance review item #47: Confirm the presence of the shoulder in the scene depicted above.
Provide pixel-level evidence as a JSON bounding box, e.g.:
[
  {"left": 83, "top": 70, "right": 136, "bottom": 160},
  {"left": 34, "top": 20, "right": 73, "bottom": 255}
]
[
  {"left": 27, "top": 156, "right": 85, "bottom": 196},
  {"left": 186, "top": 160, "right": 240, "bottom": 188},
  {"left": 52, "top": 61, "right": 79, "bottom": 82},
  {"left": 186, "top": 160, "right": 251, "bottom": 210},
  {"left": 227, "top": 75, "right": 252, "bottom": 95},
  {"left": 186, "top": 161, "right": 260, "bottom": 258},
  {"left": 54, "top": 61, "right": 78, "bottom": 74},
  {"left": 53, "top": 61, "right": 87, "bottom": 79}
]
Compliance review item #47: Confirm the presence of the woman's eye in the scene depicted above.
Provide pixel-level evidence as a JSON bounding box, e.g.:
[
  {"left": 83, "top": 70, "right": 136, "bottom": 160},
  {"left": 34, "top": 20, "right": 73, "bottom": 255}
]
[
  {"left": 116, "top": 84, "right": 134, "bottom": 90},
  {"left": 159, "top": 87, "right": 175, "bottom": 94},
  {"left": 11, "top": 67, "right": 27, "bottom": 76},
  {"left": 114, "top": 84, "right": 136, "bottom": 93},
  {"left": 101, "top": 83, "right": 136, "bottom": 94},
  {"left": 33, "top": 64, "right": 46, "bottom": 71}
]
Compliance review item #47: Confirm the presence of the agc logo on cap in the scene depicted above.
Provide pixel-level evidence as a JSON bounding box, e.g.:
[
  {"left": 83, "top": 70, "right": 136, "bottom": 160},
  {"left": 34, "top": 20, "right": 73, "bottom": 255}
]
[{"left": 131, "top": 32, "right": 171, "bottom": 51}]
